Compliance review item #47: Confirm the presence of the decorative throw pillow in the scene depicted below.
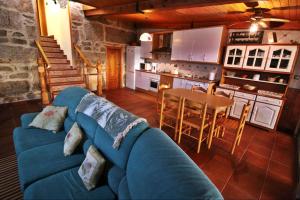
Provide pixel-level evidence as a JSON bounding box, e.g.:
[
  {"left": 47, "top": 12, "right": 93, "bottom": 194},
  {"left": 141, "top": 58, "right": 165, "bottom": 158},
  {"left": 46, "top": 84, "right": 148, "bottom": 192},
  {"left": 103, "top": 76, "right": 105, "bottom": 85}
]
[
  {"left": 63, "top": 123, "right": 83, "bottom": 156},
  {"left": 78, "top": 145, "right": 106, "bottom": 191},
  {"left": 29, "top": 105, "right": 67, "bottom": 133}
]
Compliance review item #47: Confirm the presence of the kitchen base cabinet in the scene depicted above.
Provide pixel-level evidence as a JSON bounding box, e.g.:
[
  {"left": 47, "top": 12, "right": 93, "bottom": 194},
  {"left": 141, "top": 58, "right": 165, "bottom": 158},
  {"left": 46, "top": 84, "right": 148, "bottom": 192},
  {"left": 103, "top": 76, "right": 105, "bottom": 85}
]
[
  {"left": 250, "top": 102, "right": 281, "bottom": 129},
  {"left": 172, "top": 78, "right": 183, "bottom": 89},
  {"left": 230, "top": 97, "right": 254, "bottom": 122},
  {"left": 135, "top": 71, "right": 150, "bottom": 90}
]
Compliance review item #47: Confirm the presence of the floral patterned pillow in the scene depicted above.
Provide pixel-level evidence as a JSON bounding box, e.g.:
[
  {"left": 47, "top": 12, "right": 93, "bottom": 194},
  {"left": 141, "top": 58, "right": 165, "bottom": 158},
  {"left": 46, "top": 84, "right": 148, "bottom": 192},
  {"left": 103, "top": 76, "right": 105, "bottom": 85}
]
[
  {"left": 63, "top": 123, "right": 83, "bottom": 156},
  {"left": 29, "top": 105, "right": 67, "bottom": 133},
  {"left": 78, "top": 145, "right": 106, "bottom": 191}
]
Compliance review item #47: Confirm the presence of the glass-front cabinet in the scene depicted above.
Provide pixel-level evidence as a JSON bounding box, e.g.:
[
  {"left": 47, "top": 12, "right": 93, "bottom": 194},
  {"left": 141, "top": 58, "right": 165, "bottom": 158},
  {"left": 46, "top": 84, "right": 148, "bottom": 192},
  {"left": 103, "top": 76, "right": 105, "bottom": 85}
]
[
  {"left": 265, "top": 45, "right": 298, "bottom": 73},
  {"left": 243, "top": 45, "right": 269, "bottom": 70},
  {"left": 224, "top": 45, "right": 246, "bottom": 68}
]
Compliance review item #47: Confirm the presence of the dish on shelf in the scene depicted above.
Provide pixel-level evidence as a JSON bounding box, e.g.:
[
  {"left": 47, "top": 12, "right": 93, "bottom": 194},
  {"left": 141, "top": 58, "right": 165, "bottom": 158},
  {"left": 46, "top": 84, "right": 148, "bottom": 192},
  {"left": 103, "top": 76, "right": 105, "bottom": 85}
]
[
  {"left": 243, "top": 84, "right": 257, "bottom": 91},
  {"left": 253, "top": 74, "right": 260, "bottom": 81},
  {"left": 257, "top": 90, "right": 284, "bottom": 98},
  {"left": 226, "top": 71, "right": 236, "bottom": 77},
  {"left": 267, "top": 76, "right": 280, "bottom": 82},
  {"left": 219, "top": 83, "right": 240, "bottom": 90}
]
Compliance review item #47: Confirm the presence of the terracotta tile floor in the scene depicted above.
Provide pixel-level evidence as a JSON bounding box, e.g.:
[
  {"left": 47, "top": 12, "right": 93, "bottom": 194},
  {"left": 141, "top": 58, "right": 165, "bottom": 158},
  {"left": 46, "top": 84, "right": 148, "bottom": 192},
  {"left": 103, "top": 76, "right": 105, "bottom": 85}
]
[{"left": 0, "top": 88, "right": 296, "bottom": 199}]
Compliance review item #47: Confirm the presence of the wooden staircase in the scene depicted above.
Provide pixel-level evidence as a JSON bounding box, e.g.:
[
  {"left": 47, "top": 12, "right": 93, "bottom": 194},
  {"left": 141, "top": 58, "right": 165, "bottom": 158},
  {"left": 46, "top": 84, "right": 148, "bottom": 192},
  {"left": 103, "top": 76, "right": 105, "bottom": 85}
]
[{"left": 36, "top": 35, "right": 101, "bottom": 105}]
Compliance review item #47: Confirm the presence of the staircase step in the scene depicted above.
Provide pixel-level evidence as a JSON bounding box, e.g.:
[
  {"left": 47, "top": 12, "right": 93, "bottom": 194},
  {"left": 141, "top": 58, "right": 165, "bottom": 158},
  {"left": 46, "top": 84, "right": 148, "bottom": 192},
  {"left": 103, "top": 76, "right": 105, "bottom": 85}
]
[
  {"left": 48, "top": 64, "right": 73, "bottom": 70},
  {"left": 48, "top": 69, "right": 80, "bottom": 76},
  {"left": 41, "top": 35, "right": 54, "bottom": 39},
  {"left": 40, "top": 41, "right": 59, "bottom": 47},
  {"left": 43, "top": 47, "right": 62, "bottom": 53},
  {"left": 48, "top": 76, "right": 83, "bottom": 83},
  {"left": 45, "top": 53, "right": 66, "bottom": 58},
  {"left": 49, "top": 81, "right": 86, "bottom": 92},
  {"left": 40, "top": 37, "right": 56, "bottom": 43},
  {"left": 48, "top": 58, "right": 70, "bottom": 64}
]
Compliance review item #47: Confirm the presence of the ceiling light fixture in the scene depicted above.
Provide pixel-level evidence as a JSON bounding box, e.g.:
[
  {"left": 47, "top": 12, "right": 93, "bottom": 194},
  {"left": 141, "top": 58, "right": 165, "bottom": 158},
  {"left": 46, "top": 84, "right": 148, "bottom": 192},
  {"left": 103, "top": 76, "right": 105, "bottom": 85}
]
[
  {"left": 249, "top": 22, "right": 258, "bottom": 33},
  {"left": 139, "top": 33, "right": 152, "bottom": 42}
]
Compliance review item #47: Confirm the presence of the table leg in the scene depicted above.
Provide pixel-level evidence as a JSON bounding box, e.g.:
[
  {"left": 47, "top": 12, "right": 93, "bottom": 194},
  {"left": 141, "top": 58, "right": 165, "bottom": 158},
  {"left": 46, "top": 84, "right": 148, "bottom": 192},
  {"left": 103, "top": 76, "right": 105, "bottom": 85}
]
[{"left": 208, "top": 109, "right": 217, "bottom": 149}]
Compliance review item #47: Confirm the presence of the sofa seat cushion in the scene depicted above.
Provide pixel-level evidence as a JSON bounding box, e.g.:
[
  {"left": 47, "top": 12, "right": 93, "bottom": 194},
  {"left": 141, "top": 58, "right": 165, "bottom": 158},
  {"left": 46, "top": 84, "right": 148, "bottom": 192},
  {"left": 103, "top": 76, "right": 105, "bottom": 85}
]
[
  {"left": 126, "top": 128, "right": 223, "bottom": 199},
  {"left": 18, "top": 141, "right": 85, "bottom": 191},
  {"left": 21, "top": 112, "right": 39, "bottom": 128},
  {"left": 118, "top": 177, "right": 131, "bottom": 200},
  {"left": 13, "top": 127, "right": 67, "bottom": 157},
  {"left": 108, "top": 166, "right": 125, "bottom": 194},
  {"left": 24, "top": 167, "right": 116, "bottom": 200}
]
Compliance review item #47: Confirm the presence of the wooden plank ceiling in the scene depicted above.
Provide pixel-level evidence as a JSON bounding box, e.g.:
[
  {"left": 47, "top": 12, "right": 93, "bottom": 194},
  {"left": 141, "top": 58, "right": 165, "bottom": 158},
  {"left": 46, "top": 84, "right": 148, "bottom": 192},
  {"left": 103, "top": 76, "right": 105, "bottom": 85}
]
[{"left": 72, "top": 0, "right": 300, "bottom": 29}]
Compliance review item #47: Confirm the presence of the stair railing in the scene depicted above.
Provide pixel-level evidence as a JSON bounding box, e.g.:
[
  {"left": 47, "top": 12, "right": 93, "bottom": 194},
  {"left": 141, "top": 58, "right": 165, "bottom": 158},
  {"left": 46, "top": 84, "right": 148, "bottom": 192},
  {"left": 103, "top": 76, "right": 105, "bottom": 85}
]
[
  {"left": 35, "top": 40, "right": 51, "bottom": 105},
  {"left": 74, "top": 44, "right": 102, "bottom": 96}
]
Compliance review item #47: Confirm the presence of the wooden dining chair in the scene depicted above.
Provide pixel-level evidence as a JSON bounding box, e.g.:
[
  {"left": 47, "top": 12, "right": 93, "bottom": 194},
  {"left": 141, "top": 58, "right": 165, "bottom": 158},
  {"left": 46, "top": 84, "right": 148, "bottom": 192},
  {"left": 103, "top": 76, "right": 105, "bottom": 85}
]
[
  {"left": 191, "top": 85, "right": 207, "bottom": 93},
  {"left": 159, "top": 91, "right": 182, "bottom": 141},
  {"left": 157, "top": 83, "right": 171, "bottom": 114},
  {"left": 178, "top": 98, "right": 210, "bottom": 153},
  {"left": 231, "top": 102, "right": 251, "bottom": 155},
  {"left": 213, "top": 90, "right": 234, "bottom": 138}
]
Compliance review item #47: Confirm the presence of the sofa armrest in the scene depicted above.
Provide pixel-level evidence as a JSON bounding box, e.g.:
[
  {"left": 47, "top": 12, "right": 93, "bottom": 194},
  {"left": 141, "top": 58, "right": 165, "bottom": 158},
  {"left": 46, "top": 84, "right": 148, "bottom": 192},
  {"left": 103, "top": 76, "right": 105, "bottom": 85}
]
[{"left": 21, "top": 112, "right": 39, "bottom": 128}]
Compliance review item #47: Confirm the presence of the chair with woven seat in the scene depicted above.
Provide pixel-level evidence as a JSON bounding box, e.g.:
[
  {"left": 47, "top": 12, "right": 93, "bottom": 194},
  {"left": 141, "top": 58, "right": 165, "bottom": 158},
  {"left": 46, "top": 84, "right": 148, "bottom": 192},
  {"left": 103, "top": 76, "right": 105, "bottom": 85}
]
[
  {"left": 159, "top": 91, "right": 182, "bottom": 141},
  {"left": 231, "top": 102, "right": 251, "bottom": 154},
  {"left": 178, "top": 98, "right": 210, "bottom": 153},
  {"left": 157, "top": 83, "right": 171, "bottom": 114},
  {"left": 212, "top": 90, "right": 234, "bottom": 138},
  {"left": 191, "top": 85, "right": 207, "bottom": 93}
]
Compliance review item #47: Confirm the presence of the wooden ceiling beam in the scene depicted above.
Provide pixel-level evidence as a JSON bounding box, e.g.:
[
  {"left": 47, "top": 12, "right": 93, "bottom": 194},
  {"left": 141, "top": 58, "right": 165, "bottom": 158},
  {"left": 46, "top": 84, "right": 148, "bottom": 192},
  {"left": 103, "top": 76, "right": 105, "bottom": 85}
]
[
  {"left": 136, "top": 20, "right": 300, "bottom": 30},
  {"left": 84, "top": 0, "right": 268, "bottom": 17}
]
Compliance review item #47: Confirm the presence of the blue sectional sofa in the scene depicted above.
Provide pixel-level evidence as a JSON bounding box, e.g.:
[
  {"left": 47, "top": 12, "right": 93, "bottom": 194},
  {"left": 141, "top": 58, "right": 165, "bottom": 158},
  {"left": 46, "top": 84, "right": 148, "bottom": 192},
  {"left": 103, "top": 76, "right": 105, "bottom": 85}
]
[{"left": 13, "top": 87, "right": 223, "bottom": 199}]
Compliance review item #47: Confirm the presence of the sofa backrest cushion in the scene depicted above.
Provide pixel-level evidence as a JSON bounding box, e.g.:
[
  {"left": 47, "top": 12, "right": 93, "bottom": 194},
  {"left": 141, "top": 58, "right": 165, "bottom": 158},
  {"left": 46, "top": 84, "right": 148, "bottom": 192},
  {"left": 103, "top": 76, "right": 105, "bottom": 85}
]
[
  {"left": 126, "top": 128, "right": 223, "bottom": 199},
  {"left": 64, "top": 117, "right": 75, "bottom": 133},
  {"left": 53, "top": 87, "right": 89, "bottom": 121},
  {"left": 76, "top": 113, "right": 98, "bottom": 140},
  {"left": 93, "top": 122, "right": 148, "bottom": 170}
]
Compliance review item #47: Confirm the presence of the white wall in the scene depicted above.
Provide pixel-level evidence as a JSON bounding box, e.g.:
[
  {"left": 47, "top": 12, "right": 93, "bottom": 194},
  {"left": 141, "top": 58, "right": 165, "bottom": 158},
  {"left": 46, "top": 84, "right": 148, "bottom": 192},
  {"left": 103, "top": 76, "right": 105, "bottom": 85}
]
[{"left": 45, "top": 0, "right": 73, "bottom": 65}]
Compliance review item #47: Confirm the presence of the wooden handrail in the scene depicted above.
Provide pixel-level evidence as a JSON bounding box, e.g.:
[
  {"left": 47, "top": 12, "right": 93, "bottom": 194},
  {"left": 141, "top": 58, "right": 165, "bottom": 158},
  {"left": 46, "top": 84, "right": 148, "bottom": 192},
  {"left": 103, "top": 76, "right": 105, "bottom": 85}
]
[
  {"left": 74, "top": 44, "right": 96, "bottom": 68},
  {"left": 35, "top": 40, "right": 51, "bottom": 68},
  {"left": 74, "top": 43, "right": 102, "bottom": 96}
]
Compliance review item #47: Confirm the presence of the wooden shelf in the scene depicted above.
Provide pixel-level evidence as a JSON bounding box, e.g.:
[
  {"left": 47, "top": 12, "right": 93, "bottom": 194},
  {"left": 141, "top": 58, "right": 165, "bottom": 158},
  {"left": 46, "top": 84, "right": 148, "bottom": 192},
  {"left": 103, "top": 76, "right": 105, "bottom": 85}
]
[
  {"left": 224, "top": 76, "right": 288, "bottom": 85},
  {"left": 223, "top": 67, "right": 291, "bottom": 75}
]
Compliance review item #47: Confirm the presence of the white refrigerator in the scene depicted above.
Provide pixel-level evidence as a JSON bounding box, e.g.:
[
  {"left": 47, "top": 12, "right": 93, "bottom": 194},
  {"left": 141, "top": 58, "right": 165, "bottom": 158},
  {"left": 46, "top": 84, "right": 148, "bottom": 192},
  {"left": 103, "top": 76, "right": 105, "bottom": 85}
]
[{"left": 126, "top": 46, "right": 143, "bottom": 90}]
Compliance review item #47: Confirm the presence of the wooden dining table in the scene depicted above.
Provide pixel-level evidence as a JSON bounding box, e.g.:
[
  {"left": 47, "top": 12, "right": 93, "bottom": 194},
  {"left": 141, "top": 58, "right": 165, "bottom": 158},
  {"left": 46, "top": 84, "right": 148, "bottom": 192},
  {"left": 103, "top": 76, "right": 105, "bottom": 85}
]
[{"left": 164, "top": 88, "right": 234, "bottom": 149}]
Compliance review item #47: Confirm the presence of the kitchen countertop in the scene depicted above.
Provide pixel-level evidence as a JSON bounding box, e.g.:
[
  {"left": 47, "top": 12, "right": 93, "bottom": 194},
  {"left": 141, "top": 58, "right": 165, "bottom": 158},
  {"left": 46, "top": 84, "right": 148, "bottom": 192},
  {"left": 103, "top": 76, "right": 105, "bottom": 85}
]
[
  {"left": 217, "top": 86, "right": 286, "bottom": 100},
  {"left": 136, "top": 69, "right": 218, "bottom": 83}
]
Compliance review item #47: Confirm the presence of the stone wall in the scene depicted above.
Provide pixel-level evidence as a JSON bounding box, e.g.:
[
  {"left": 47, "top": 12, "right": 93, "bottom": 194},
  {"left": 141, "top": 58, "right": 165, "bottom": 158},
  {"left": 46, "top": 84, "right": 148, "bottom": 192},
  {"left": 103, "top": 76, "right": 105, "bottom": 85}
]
[
  {"left": 70, "top": 2, "right": 137, "bottom": 88},
  {"left": 0, "top": 0, "right": 40, "bottom": 104}
]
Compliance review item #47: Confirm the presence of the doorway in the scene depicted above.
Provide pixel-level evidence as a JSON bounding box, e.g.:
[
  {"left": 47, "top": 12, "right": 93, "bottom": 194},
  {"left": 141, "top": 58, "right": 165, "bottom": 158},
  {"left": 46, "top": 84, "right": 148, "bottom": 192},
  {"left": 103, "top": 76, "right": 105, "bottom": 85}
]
[{"left": 106, "top": 47, "right": 122, "bottom": 90}]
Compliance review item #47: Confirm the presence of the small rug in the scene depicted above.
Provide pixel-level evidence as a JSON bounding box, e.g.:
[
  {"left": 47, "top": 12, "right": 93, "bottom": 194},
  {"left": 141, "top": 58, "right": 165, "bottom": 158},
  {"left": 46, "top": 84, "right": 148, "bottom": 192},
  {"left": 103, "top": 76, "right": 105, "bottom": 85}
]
[{"left": 0, "top": 154, "right": 23, "bottom": 200}]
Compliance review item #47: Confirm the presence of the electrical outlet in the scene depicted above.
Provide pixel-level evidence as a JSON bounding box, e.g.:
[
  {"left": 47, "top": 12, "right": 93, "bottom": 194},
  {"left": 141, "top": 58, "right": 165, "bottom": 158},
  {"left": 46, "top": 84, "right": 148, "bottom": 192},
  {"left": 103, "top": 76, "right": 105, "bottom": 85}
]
[{"left": 294, "top": 75, "right": 300, "bottom": 80}]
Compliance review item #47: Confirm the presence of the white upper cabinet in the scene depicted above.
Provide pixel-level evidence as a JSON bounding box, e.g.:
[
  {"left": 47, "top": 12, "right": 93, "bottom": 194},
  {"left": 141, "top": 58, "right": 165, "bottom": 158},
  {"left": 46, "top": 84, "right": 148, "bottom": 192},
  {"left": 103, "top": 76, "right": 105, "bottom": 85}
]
[
  {"left": 224, "top": 45, "right": 246, "bottom": 68},
  {"left": 140, "top": 40, "right": 153, "bottom": 59},
  {"left": 192, "top": 26, "right": 224, "bottom": 63},
  {"left": 265, "top": 45, "right": 298, "bottom": 73},
  {"left": 171, "top": 26, "right": 224, "bottom": 63},
  {"left": 243, "top": 45, "right": 269, "bottom": 70},
  {"left": 171, "top": 30, "right": 192, "bottom": 61}
]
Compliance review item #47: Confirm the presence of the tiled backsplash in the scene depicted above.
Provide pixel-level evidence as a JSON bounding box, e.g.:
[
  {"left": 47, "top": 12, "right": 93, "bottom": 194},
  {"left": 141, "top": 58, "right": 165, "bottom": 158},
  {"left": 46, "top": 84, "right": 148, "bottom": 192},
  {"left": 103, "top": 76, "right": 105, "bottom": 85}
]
[{"left": 145, "top": 54, "right": 222, "bottom": 80}]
